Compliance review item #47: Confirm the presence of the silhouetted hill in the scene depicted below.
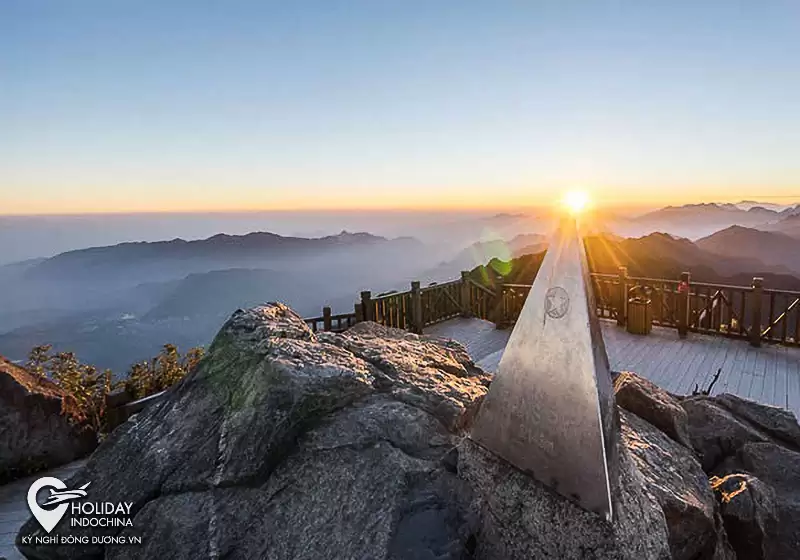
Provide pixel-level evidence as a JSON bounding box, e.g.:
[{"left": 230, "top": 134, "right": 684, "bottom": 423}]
[
  {"left": 470, "top": 232, "right": 800, "bottom": 293},
  {"left": 608, "top": 203, "right": 787, "bottom": 240},
  {"left": 635, "top": 203, "right": 777, "bottom": 229},
  {"left": 760, "top": 213, "right": 800, "bottom": 239},
  {"left": 421, "top": 233, "right": 547, "bottom": 282},
  {"left": 27, "top": 231, "right": 421, "bottom": 283},
  {"left": 0, "top": 230, "right": 438, "bottom": 372},
  {"left": 736, "top": 200, "right": 795, "bottom": 212},
  {"left": 697, "top": 226, "right": 800, "bottom": 273},
  {"left": 143, "top": 268, "right": 321, "bottom": 321}
]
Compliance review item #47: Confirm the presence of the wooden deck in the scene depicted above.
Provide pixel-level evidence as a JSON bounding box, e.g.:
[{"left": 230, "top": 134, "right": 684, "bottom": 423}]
[{"left": 428, "top": 317, "right": 800, "bottom": 418}]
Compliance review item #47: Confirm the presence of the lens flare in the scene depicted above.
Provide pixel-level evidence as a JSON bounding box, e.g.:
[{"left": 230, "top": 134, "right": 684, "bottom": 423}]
[{"left": 561, "top": 190, "right": 591, "bottom": 215}]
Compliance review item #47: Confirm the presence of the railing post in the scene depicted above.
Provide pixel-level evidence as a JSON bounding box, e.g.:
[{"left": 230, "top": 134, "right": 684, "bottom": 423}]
[
  {"left": 410, "top": 281, "right": 424, "bottom": 334},
  {"left": 460, "top": 270, "right": 472, "bottom": 317},
  {"left": 322, "top": 306, "right": 332, "bottom": 332},
  {"left": 360, "top": 291, "right": 373, "bottom": 322},
  {"left": 493, "top": 274, "right": 506, "bottom": 328},
  {"left": 354, "top": 302, "right": 364, "bottom": 323},
  {"left": 750, "top": 277, "right": 763, "bottom": 347},
  {"left": 677, "top": 271, "right": 691, "bottom": 339},
  {"left": 617, "top": 266, "right": 628, "bottom": 326}
]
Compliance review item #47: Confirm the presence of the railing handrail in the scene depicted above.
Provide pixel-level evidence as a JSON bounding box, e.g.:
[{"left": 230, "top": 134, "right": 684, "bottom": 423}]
[
  {"left": 299, "top": 269, "right": 800, "bottom": 349},
  {"left": 466, "top": 277, "right": 496, "bottom": 296},
  {"left": 420, "top": 279, "right": 461, "bottom": 294},
  {"left": 625, "top": 276, "right": 680, "bottom": 285},
  {"left": 689, "top": 281, "right": 750, "bottom": 291},
  {"left": 373, "top": 289, "right": 411, "bottom": 301},
  {"left": 764, "top": 288, "right": 800, "bottom": 297}
]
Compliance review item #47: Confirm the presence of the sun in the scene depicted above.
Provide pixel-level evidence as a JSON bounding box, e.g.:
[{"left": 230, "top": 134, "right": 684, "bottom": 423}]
[{"left": 561, "top": 189, "right": 591, "bottom": 215}]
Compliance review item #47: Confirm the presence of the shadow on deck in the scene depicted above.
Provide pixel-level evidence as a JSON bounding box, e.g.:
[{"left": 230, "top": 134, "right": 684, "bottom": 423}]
[{"left": 428, "top": 317, "right": 800, "bottom": 418}]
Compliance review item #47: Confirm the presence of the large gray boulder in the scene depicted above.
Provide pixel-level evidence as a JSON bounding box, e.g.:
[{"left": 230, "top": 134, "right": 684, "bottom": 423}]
[
  {"left": 615, "top": 371, "right": 692, "bottom": 448},
  {"left": 682, "top": 397, "right": 771, "bottom": 472},
  {"left": 620, "top": 411, "right": 730, "bottom": 560},
  {"left": 713, "top": 394, "right": 800, "bottom": 450},
  {"left": 459, "top": 437, "right": 671, "bottom": 560},
  {"left": 0, "top": 356, "right": 96, "bottom": 484},
  {"left": 713, "top": 442, "right": 800, "bottom": 559},
  {"left": 17, "top": 303, "right": 671, "bottom": 560},
  {"left": 682, "top": 393, "right": 800, "bottom": 559},
  {"left": 710, "top": 473, "right": 778, "bottom": 560}
]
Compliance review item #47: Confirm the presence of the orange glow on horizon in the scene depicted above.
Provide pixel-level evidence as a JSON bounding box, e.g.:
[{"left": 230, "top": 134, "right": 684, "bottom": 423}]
[{"left": 3, "top": 182, "right": 800, "bottom": 216}]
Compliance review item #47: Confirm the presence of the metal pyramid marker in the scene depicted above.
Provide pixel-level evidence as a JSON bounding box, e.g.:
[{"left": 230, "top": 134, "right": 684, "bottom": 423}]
[{"left": 470, "top": 215, "right": 618, "bottom": 520}]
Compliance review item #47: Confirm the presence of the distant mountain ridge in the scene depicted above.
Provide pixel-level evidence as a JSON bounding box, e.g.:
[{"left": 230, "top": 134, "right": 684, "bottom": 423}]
[
  {"left": 636, "top": 202, "right": 778, "bottom": 224},
  {"left": 619, "top": 201, "right": 800, "bottom": 240},
  {"left": 0, "top": 229, "right": 438, "bottom": 372},
  {"left": 30, "top": 230, "right": 412, "bottom": 270},
  {"left": 21, "top": 230, "right": 425, "bottom": 291},
  {"left": 696, "top": 226, "right": 800, "bottom": 273},
  {"left": 422, "top": 233, "right": 547, "bottom": 282},
  {"left": 759, "top": 213, "right": 800, "bottom": 238},
  {"left": 736, "top": 200, "right": 798, "bottom": 212},
  {"left": 477, "top": 231, "right": 800, "bottom": 296}
]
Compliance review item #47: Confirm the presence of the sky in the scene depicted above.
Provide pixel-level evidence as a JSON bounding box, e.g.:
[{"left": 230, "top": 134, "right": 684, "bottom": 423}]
[{"left": 2, "top": 1, "right": 800, "bottom": 214}]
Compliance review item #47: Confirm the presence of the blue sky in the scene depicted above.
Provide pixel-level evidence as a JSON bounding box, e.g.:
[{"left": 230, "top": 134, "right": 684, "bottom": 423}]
[{"left": 2, "top": 1, "right": 800, "bottom": 213}]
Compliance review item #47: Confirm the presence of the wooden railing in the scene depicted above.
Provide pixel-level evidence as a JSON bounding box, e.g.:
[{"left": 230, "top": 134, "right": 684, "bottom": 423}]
[
  {"left": 420, "top": 280, "right": 464, "bottom": 326},
  {"left": 303, "top": 268, "right": 800, "bottom": 348},
  {"left": 305, "top": 308, "right": 359, "bottom": 333},
  {"left": 371, "top": 289, "right": 413, "bottom": 330}
]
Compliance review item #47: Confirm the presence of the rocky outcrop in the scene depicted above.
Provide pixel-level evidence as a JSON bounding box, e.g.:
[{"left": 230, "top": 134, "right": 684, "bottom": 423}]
[
  {"left": 620, "top": 410, "right": 731, "bottom": 560},
  {"left": 682, "top": 394, "right": 800, "bottom": 559},
  {"left": 713, "top": 443, "right": 800, "bottom": 559},
  {"left": 15, "top": 304, "right": 800, "bottom": 560},
  {"left": 615, "top": 371, "right": 691, "bottom": 448},
  {"left": 17, "top": 304, "right": 671, "bottom": 560},
  {"left": 710, "top": 473, "right": 778, "bottom": 560},
  {"left": 0, "top": 356, "right": 96, "bottom": 484},
  {"left": 713, "top": 393, "right": 800, "bottom": 449},
  {"left": 682, "top": 397, "right": 771, "bottom": 471},
  {"left": 460, "top": 437, "right": 671, "bottom": 559}
]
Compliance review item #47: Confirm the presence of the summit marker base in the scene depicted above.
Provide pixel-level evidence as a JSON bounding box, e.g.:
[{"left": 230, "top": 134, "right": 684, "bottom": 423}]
[{"left": 470, "top": 216, "right": 618, "bottom": 520}]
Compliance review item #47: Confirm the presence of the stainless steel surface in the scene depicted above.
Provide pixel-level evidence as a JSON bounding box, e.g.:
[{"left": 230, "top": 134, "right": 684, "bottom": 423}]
[{"left": 470, "top": 216, "right": 617, "bottom": 520}]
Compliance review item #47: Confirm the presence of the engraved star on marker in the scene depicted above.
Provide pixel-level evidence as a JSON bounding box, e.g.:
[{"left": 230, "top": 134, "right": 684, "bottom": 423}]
[{"left": 545, "top": 288, "right": 569, "bottom": 318}]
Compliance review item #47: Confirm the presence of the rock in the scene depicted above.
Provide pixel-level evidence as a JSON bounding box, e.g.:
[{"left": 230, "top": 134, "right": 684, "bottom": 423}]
[
  {"left": 710, "top": 514, "right": 737, "bottom": 560},
  {"left": 682, "top": 397, "right": 770, "bottom": 472},
  {"left": 0, "top": 356, "right": 96, "bottom": 484},
  {"left": 17, "top": 304, "right": 676, "bottom": 560},
  {"left": 108, "top": 397, "right": 477, "bottom": 560},
  {"left": 459, "top": 435, "right": 672, "bottom": 560},
  {"left": 319, "top": 321, "right": 491, "bottom": 431},
  {"left": 732, "top": 443, "right": 800, "bottom": 558},
  {"left": 712, "top": 442, "right": 800, "bottom": 559},
  {"left": 17, "top": 308, "right": 488, "bottom": 560},
  {"left": 713, "top": 394, "right": 800, "bottom": 450},
  {"left": 614, "top": 371, "right": 692, "bottom": 448},
  {"left": 710, "top": 473, "right": 778, "bottom": 560},
  {"left": 621, "top": 410, "right": 727, "bottom": 560}
]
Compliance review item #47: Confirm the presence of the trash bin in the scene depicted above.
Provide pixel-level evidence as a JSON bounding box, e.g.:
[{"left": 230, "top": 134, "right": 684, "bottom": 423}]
[{"left": 627, "top": 297, "right": 652, "bottom": 335}]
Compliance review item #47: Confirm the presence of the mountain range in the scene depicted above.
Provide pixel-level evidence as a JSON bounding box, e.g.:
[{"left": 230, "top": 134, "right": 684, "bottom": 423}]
[
  {"left": 696, "top": 226, "right": 800, "bottom": 273},
  {"left": 0, "top": 230, "right": 444, "bottom": 372},
  {"left": 2, "top": 202, "right": 800, "bottom": 374},
  {"left": 476, "top": 230, "right": 800, "bottom": 296},
  {"left": 613, "top": 201, "right": 800, "bottom": 240}
]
